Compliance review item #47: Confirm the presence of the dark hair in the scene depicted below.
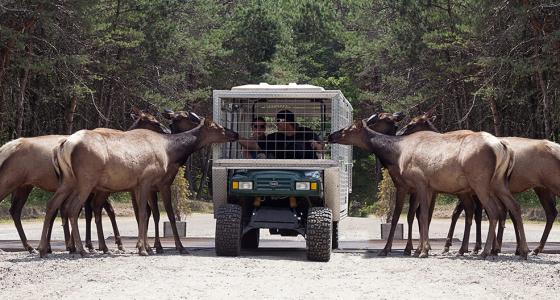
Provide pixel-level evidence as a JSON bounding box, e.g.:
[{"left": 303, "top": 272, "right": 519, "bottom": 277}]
[
  {"left": 252, "top": 117, "right": 266, "bottom": 124},
  {"left": 276, "top": 110, "right": 295, "bottom": 123}
]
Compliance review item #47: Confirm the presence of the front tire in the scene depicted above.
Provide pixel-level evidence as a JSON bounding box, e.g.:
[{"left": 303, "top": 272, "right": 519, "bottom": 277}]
[
  {"left": 215, "top": 204, "right": 242, "bottom": 256},
  {"left": 306, "top": 207, "right": 332, "bottom": 262}
]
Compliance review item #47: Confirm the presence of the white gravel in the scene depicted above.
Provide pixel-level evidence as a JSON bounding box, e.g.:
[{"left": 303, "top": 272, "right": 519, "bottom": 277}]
[{"left": 1, "top": 214, "right": 560, "bottom": 299}]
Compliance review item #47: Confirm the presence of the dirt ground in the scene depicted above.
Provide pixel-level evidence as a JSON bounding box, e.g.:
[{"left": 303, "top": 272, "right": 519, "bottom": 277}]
[{"left": 1, "top": 214, "right": 560, "bottom": 299}]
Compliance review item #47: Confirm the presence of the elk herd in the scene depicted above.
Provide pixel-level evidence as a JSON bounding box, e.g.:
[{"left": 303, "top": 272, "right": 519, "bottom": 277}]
[{"left": 0, "top": 106, "right": 558, "bottom": 261}]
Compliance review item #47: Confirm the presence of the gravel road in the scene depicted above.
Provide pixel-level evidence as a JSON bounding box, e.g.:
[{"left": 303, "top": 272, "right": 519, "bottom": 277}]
[{"left": 1, "top": 214, "right": 560, "bottom": 299}]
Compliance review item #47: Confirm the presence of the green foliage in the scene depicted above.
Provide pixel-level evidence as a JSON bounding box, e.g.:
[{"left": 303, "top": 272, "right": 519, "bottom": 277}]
[
  {"left": 1, "top": 0, "right": 559, "bottom": 214},
  {"left": 376, "top": 169, "right": 396, "bottom": 223},
  {"left": 171, "top": 167, "right": 192, "bottom": 221}
]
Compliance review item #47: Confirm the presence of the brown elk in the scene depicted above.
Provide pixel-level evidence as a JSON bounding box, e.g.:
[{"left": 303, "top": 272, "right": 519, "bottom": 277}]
[
  {"left": 0, "top": 108, "right": 168, "bottom": 253},
  {"left": 399, "top": 110, "right": 560, "bottom": 255},
  {"left": 328, "top": 116, "right": 530, "bottom": 259},
  {"left": 37, "top": 115, "right": 238, "bottom": 257},
  {"left": 87, "top": 109, "right": 202, "bottom": 254}
]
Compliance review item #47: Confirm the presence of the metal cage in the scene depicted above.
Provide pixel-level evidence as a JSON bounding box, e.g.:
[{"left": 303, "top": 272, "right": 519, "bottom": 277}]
[{"left": 212, "top": 83, "right": 353, "bottom": 217}]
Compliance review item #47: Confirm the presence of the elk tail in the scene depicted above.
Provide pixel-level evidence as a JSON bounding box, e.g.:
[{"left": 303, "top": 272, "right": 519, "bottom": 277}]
[{"left": 0, "top": 139, "right": 22, "bottom": 173}]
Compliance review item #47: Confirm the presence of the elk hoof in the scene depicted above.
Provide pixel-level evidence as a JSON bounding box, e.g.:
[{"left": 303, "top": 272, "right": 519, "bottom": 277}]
[
  {"left": 27, "top": 246, "right": 38, "bottom": 254},
  {"left": 442, "top": 246, "right": 450, "bottom": 254},
  {"left": 531, "top": 248, "right": 541, "bottom": 256},
  {"left": 178, "top": 248, "right": 190, "bottom": 255},
  {"left": 138, "top": 249, "right": 149, "bottom": 256},
  {"left": 100, "top": 246, "right": 109, "bottom": 254},
  {"left": 80, "top": 250, "right": 90, "bottom": 257},
  {"left": 472, "top": 246, "right": 481, "bottom": 254},
  {"left": 147, "top": 247, "right": 154, "bottom": 256},
  {"left": 155, "top": 245, "right": 164, "bottom": 254},
  {"left": 419, "top": 252, "right": 428, "bottom": 258},
  {"left": 85, "top": 243, "right": 94, "bottom": 251},
  {"left": 38, "top": 248, "right": 49, "bottom": 258}
]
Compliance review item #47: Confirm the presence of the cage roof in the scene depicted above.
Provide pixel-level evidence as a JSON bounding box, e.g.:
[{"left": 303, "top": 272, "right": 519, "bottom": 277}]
[{"left": 231, "top": 82, "right": 325, "bottom": 92}]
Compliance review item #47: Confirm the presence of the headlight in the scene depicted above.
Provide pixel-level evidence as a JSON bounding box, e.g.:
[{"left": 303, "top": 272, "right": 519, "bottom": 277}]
[
  {"left": 295, "top": 182, "right": 310, "bottom": 190},
  {"left": 233, "top": 181, "right": 252, "bottom": 190}
]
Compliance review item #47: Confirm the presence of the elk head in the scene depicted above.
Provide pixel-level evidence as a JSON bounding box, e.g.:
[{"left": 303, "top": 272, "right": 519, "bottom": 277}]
[
  {"left": 162, "top": 109, "right": 202, "bottom": 133},
  {"left": 396, "top": 108, "right": 438, "bottom": 136},
  {"left": 198, "top": 117, "right": 239, "bottom": 146},
  {"left": 130, "top": 107, "right": 170, "bottom": 133},
  {"left": 367, "top": 112, "right": 405, "bottom": 135}
]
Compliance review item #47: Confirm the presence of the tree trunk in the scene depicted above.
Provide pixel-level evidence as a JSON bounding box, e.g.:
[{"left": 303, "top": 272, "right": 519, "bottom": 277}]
[
  {"left": 15, "top": 43, "right": 32, "bottom": 138},
  {"left": 196, "top": 147, "right": 211, "bottom": 200},
  {"left": 488, "top": 96, "right": 502, "bottom": 137},
  {"left": 65, "top": 95, "right": 78, "bottom": 134}
]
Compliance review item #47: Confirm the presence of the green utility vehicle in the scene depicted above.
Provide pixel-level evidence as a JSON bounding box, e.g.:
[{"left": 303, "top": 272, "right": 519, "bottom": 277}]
[{"left": 212, "top": 83, "right": 353, "bottom": 261}]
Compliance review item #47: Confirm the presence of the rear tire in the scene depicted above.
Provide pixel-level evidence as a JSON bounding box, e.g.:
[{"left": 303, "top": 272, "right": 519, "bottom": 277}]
[
  {"left": 306, "top": 207, "right": 332, "bottom": 262},
  {"left": 215, "top": 204, "right": 242, "bottom": 256},
  {"left": 241, "top": 228, "right": 260, "bottom": 249}
]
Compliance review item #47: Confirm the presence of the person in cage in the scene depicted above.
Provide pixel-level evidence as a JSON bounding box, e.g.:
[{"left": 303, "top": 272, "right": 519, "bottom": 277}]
[
  {"left": 239, "top": 117, "right": 268, "bottom": 159},
  {"left": 260, "top": 110, "right": 324, "bottom": 159}
]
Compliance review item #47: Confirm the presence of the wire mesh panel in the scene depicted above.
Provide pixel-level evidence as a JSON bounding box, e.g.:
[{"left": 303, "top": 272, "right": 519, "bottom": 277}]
[
  {"left": 212, "top": 83, "right": 354, "bottom": 215},
  {"left": 215, "top": 98, "right": 332, "bottom": 160}
]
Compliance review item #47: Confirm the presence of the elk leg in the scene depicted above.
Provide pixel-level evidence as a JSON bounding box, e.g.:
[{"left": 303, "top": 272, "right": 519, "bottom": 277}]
[
  {"left": 496, "top": 190, "right": 529, "bottom": 259},
  {"left": 67, "top": 193, "right": 89, "bottom": 257},
  {"left": 443, "top": 200, "right": 464, "bottom": 253},
  {"left": 417, "top": 189, "right": 433, "bottom": 258},
  {"left": 135, "top": 186, "right": 149, "bottom": 256},
  {"left": 494, "top": 213, "right": 505, "bottom": 254},
  {"left": 533, "top": 187, "right": 557, "bottom": 254},
  {"left": 160, "top": 185, "right": 188, "bottom": 254},
  {"left": 426, "top": 193, "right": 436, "bottom": 251},
  {"left": 84, "top": 196, "right": 94, "bottom": 251},
  {"left": 93, "top": 202, "right": 108, "bottom": 253},
  {"left": 62, "top": 205, "right": 76, "bottom": 253},
  {"left": 473, "top": 198, "right": 483, "bottom": 253},
  {"left": 103, "top": 200, "right": 125, "bottom": 251},
  {"left": 38, "top": 187, "right": 73, "bottom": 257},
  {"left": 458, "top": 195, "right": 475, "bottom": 255},
  {"left": 379, "top": 187, "right": 406, "bottom": 256},
  {"left": 8, "top": 186, "right": 35, "bottom": 253},
  {"left": 150, "top": 192, "right": 163, "bottom": 254},
  {"left": 91, "top": 192, "right": 111, "bottom": 253},
  {"left": 404, "top": 193, "right": 416, "bottom": 256}
]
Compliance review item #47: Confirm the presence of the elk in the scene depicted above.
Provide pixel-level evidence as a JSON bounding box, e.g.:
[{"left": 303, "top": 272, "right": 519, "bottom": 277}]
[
  {"left": 399, "top": 110, "right": 560, "bottom": 255},
  {"left": 328, "top": 116, "right": 530, "bottom": 259},
  {"left": 37, "top": 115, "right": 238, "bottom": 257},
  {"left": 0, "top": 108, "right": 168, "bottom": 253},
  {"left": 87, "top": 109, "right": 202, "bottom": 254}
]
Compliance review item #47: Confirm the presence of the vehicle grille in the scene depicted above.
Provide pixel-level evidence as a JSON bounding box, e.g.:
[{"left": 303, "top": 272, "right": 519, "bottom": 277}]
[{"left": 254, "top": 177, "right": 293, "bottom": 191}]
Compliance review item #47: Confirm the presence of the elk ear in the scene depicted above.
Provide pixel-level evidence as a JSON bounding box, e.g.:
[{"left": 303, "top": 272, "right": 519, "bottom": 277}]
[
  {"left": 188, "top": 111, "right": 202, "bottom": 122},
  {"left": 429, "top": 115, "right": 437, "bottom": 123},
  {"left": 130, "top": 106, "right": 143, "bottom": 120},
  {"left": 425, "top": 107, "right": 436, "bottom": 118},
  {"left": 162, "top": 109, "right": 176, "bottom": 120},
  {"left": 393, "top": 111, "right": 405, "bottom": 122},
  {"left": 365, "top": 114, "right": 378, "bottom": 126}
]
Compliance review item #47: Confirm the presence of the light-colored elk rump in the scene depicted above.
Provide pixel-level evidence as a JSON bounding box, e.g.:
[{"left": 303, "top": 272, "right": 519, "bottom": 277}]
[
  {"left": 0, "top": 109, "right": 169, "bottom": 253},
  {"left": 328, "top": 117, "right": 530, "bottom": 259},
  {"left": 37, "top": 117, "right": 238, "bottom": 257},
  {"left": 400, "top": 112, "right": 560, "bottom": 255}
]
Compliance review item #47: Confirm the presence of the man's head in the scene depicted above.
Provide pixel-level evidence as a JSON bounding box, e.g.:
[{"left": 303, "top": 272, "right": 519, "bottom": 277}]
[
  {"left": 276, "top": 110, "right": 296, "bottom": 133},
  {"left": 251, "top": 116, "right": 267, "bottom": 138}
]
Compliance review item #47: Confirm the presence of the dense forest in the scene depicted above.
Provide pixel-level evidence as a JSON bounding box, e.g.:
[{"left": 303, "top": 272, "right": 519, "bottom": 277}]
[{"left": 1, "top": 0, "right": 559, "bottom": 214}]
